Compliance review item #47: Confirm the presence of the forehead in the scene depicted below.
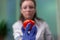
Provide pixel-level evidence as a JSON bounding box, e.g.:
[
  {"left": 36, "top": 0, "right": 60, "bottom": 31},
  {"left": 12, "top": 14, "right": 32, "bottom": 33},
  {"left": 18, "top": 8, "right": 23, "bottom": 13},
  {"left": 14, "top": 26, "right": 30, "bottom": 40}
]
[{"left": 21, "top": 1, "right": 34, "bottom": 7}]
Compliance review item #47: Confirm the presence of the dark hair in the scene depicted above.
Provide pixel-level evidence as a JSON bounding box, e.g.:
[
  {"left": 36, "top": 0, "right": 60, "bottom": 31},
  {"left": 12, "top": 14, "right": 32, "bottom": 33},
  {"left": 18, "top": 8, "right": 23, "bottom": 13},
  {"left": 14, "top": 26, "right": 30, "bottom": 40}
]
[
  {"left": 19, "top": 0, "right": 43, "bottom": 22},
  {"left": 20, "top": 0, "right": 36, "bottom": 8}
]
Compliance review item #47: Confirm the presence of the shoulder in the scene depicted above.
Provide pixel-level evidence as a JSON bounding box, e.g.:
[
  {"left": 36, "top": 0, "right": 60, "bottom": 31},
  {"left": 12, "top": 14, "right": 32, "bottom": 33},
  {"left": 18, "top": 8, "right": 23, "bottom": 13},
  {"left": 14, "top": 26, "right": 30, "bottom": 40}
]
[
  {"left": 35, "top": 18, "right": 48, "bottom": 28},
  {"left": 12, "top": 20, "right": 23, "bottom": 29},
  {"left": 35, "top": 17, "right": 47, "bottom": 24}
]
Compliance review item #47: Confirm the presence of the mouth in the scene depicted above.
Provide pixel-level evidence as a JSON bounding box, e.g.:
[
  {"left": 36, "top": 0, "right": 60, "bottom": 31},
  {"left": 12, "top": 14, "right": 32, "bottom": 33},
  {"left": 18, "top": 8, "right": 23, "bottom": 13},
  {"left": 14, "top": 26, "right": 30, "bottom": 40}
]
[{"left": 26, "top": 12, "right": 31, "bottom": 14}]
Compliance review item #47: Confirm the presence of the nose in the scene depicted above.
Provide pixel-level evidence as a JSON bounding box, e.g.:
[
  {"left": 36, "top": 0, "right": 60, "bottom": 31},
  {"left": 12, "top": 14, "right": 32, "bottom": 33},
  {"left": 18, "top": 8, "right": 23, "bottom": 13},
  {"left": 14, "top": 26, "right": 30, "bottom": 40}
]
[{"left": 26, "top": 7, "right": 31, "bottom": 12}]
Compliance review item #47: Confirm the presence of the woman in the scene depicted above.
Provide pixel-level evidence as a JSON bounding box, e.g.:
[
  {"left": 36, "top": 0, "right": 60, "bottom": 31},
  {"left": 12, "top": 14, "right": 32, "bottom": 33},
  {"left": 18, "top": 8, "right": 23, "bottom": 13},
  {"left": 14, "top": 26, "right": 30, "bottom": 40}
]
[{"left": 12, "top": 0, "right": 53, "bottom": 40}]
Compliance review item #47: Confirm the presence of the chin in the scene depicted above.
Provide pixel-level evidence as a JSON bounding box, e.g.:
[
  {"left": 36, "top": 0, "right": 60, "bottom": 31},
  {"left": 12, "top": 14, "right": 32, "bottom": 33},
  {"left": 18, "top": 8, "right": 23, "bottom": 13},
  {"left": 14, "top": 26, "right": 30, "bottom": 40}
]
[
  {"left": 26, "top": 17, "right": 32, "bottom": 20},
  {"left": 25, "top": 16, "right": 33, "bottom": 19}
]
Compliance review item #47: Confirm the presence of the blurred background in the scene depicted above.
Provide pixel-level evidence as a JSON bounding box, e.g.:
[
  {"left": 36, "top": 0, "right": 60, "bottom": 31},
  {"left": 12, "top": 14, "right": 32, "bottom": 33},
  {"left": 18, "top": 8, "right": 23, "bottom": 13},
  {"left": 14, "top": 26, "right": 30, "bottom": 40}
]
[{"left": 0, "top": 0, "right": 60, "bottom": 40}]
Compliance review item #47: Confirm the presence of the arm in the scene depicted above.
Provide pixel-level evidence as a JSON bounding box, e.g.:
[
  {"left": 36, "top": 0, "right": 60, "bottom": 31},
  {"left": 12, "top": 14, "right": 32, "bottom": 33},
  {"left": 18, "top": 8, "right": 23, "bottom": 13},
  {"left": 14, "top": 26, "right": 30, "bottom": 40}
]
[
  {"left": 44, "top": 22, "right": 54, "bottom": 40},
  {"left": 12, "top": 24, "right": 22, "bottom": 40}
]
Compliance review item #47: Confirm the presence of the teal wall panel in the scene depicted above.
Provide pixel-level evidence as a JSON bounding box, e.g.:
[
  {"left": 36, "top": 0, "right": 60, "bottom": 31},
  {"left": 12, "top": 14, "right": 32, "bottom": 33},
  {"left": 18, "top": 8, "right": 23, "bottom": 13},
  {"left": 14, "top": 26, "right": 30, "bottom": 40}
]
[
  {"left": 36, "top": 0, "right": 57, "bottom": 40},
  {"left": 6, "top": 0, "right": 16, "bottom": 40}
]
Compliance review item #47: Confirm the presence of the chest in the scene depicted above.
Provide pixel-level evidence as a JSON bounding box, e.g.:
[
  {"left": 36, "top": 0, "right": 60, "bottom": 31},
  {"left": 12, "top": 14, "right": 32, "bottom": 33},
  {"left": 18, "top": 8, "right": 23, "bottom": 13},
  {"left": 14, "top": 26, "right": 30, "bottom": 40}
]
[{"left": 18, "top": 23, "right": 45, "bottom": 40}]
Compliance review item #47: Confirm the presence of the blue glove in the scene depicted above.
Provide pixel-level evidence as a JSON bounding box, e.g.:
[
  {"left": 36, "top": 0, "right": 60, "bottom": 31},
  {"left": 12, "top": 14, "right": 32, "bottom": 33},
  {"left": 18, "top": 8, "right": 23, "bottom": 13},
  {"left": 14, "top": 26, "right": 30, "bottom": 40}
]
[
  {"left": 21, "top": 23, "right": 37, "bottom": 40},
  {"left": 29, "top": 25, "right": 37, "bottom": 40}
]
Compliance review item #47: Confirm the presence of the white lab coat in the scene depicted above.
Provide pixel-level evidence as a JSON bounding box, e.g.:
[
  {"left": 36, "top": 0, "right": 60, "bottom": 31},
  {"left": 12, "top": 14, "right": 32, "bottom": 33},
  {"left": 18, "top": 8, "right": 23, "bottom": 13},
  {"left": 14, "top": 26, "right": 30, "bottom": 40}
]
[{"left": 12, "top": 18, "right": 53, "bottom": 40}]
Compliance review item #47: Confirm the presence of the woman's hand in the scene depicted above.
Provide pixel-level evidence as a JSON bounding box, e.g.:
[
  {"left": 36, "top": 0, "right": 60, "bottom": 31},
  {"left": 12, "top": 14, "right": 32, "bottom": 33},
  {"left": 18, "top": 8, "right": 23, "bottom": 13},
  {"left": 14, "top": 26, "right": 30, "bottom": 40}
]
[{"left": 21, "top": 23, "right": 37, "bottom": 40}]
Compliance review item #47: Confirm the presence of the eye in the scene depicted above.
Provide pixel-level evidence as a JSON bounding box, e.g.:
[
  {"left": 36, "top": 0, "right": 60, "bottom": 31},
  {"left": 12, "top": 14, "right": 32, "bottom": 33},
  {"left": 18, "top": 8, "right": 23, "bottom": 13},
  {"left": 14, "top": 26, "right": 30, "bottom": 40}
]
[
  {"left": 29, "top": 6, "right": 35, "bottom": 9},
  {"left": 22, "top": 6, "right": 27, "bottom": 9},
  {"left": 21, "top": 6, "right": 35, "bottom": 9}
]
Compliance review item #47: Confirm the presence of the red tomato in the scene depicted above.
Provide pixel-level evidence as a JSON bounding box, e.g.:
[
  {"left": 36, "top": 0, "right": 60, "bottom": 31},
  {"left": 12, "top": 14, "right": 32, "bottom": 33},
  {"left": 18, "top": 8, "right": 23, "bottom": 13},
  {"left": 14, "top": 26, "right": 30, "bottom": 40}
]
[{"left": 23, "top": 20, "right": 35, "bottom": 30}]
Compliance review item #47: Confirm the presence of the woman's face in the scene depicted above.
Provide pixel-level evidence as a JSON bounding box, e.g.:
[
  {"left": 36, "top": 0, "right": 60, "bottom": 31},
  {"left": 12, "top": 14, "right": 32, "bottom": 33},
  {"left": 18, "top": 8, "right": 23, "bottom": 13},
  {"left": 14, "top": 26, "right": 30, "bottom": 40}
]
[{"left": 20, "top": 1, "right": 36, "bottom": 19}]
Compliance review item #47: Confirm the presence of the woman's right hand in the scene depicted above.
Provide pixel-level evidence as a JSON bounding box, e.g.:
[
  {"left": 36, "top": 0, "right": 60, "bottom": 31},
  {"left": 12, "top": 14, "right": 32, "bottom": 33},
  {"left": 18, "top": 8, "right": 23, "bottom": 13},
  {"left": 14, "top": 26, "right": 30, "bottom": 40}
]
[{"left": 21, "top": 23, "right": 37, "bottom": 40}]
